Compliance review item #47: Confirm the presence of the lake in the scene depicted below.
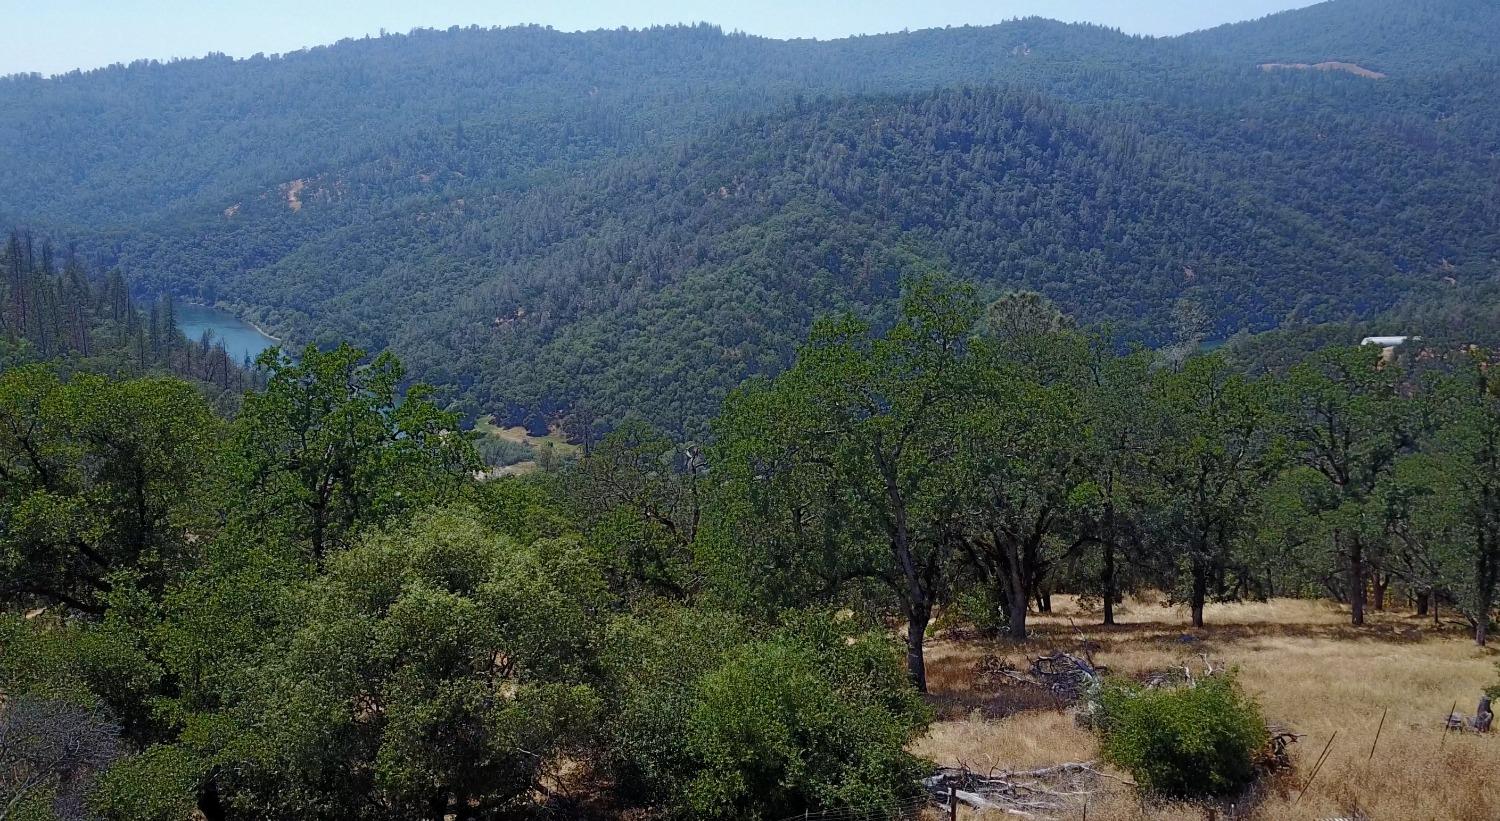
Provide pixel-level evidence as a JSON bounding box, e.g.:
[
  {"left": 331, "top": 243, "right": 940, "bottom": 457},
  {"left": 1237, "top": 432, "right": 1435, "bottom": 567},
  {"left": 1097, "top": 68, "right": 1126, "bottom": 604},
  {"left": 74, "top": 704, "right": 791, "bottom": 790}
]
[{"left": 176, "top": 303, "right": 280, "bottom": 365}]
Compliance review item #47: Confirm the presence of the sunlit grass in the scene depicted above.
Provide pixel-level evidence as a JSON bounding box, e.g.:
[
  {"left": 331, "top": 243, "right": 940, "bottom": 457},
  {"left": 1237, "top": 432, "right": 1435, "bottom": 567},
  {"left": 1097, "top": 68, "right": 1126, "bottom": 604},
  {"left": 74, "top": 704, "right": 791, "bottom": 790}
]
[{"left": 916, "top": 595, "right": 1500, "bottom": 820}]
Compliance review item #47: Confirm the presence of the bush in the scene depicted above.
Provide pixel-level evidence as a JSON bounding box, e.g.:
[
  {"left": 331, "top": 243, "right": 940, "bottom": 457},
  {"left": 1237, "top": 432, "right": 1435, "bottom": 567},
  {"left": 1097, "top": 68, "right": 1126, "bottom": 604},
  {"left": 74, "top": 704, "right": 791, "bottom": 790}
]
[
  {"left": 603, "top": 608, "right": 932, "bottom": 819},
  {"left": 477, "top": 436, "right": 534, "bottom": 468},
  {"left": 944, "top": 587, "right": 1009, "bottom": 636},
  {"left": 1096, "top": 672, "right": 1268, "bottom": 798}
]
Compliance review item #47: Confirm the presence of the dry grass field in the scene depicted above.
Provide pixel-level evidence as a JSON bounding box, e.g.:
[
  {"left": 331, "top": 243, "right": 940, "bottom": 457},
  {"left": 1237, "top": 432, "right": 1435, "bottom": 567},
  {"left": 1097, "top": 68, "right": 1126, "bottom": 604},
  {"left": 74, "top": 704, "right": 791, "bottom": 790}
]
[{"left": 913, "top": 595, "right": 1500, "bottom": 820}]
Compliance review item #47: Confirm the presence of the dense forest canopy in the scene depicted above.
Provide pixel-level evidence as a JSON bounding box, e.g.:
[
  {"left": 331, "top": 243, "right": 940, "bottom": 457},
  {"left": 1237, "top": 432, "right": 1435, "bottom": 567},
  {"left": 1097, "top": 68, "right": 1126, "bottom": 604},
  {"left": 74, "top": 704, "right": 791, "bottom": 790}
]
[
  {"left": 1, "top": 0, "right": 1498, "bottom": 437},
  {"left": 1183, "top": 0, "right": 1498, "bottom": 73}
]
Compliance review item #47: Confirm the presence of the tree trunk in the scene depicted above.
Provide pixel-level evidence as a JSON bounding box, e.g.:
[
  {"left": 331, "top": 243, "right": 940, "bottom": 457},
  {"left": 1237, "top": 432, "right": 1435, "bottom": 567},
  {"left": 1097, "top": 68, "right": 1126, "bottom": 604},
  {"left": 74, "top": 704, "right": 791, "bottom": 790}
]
[
  {"left": 906, "top": 603, "right": 931, "bottom": 691},
  {"left": 998, "top": 536, "right": 1032, "bottom": 641},
  {"left": 1416, "top": 589, "right": 1430, "bottom": 617},
  {"left": 1005, "top": 584, "right": 1030, "bottom": 641},
  {"left": 1190, "top": 561, "right": 1208, "bottom": 629},
  {"left": 1348, "top": 536, "right": 1366, "bottom": 627},
  {"left": 1102, "top": 537, "right": 1117, "bottom": 626},
  {"left": 1372, "top": 573, "right": 1388, "bottom": 611},
  {"left": 1475, "top": 532, "right": 1494, "bottom": 648},
  {"left": 197, "top": 776, "right": 226, "bottom": 821},
  {"left": 883, "top": 460, "right": 932, "bottom": 692}
]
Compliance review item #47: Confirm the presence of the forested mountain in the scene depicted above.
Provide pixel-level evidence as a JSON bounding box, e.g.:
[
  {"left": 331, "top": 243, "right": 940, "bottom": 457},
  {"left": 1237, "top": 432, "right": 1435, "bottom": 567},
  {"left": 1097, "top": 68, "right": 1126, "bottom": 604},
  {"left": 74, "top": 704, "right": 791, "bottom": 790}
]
[
  {"left": 0, "top": 20, "right": 1159, "bottom": 227},
  {"left": 1183, "top": 0, "right": 1500, "bottom": 73},
  {"left": 2, "top": 0, "right": 1498, "bottom": 432}
]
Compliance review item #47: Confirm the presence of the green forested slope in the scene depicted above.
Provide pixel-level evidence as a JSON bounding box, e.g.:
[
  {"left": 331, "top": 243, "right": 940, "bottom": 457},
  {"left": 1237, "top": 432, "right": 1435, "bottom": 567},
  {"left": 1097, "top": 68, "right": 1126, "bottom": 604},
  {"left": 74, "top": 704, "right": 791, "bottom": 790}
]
[
  {"left": 0, "top": 20, "right": 1158, "bottom": 227},
  {"left": 2, "top": 0, "right": 1497, "bottom": 431},
  {"left": 1182, "top": 0, "right": 1500, "bottom": 73}
]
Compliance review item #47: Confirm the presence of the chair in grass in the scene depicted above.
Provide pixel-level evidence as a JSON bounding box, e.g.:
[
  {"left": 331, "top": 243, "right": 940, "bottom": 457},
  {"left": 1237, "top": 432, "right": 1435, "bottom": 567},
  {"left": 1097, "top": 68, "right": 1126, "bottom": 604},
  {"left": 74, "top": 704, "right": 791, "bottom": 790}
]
[{"left": 1445, "top": 695, "right": 1493, "bottom": 733}]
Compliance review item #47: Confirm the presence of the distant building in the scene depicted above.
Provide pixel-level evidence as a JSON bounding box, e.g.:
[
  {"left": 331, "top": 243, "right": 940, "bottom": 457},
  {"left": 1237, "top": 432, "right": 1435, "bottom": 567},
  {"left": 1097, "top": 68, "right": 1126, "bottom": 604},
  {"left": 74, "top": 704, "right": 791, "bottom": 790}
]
[
  {"left": 1361, "top": 335, "right": 1415, "bottom": 347},
  {"left": 1361, "top": 335, "right": 1419, "bottom": 366}
]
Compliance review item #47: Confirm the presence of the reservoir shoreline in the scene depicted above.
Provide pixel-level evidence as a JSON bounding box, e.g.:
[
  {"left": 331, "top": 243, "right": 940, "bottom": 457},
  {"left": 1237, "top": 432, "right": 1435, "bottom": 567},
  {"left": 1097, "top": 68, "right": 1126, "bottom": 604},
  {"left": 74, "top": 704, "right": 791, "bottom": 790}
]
[{"left": 177, "top": 302, "right": 281, "bottom": 364}]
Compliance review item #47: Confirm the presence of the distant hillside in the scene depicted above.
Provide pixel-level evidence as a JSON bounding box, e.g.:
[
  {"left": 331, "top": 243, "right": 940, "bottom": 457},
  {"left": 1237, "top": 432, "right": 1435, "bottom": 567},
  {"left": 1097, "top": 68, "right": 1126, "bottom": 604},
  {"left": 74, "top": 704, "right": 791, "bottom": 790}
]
[
  {"left": 0, "top": 21, "right": 1155, "bottom": 228},
  {"left": 1182, "top": 0, "right": 1500, "bottom": 74},
  {"left": 3, "top": 0, "right": 1498, "bottom": 432}
]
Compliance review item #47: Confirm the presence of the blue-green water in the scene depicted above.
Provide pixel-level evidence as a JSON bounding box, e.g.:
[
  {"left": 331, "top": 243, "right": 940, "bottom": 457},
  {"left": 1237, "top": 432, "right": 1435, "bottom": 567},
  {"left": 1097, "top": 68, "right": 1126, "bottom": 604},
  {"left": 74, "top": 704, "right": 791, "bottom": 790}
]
[{"left": 176, "top": 303, "right": 279, "bottom": 366}]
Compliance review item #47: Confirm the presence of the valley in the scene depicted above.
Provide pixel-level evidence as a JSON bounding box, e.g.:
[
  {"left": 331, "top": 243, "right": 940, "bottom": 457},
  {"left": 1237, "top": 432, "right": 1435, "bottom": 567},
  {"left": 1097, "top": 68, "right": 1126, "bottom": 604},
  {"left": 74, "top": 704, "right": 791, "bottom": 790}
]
[{"left": 3, "top": 0, "right": 1497, "bottom": 434}]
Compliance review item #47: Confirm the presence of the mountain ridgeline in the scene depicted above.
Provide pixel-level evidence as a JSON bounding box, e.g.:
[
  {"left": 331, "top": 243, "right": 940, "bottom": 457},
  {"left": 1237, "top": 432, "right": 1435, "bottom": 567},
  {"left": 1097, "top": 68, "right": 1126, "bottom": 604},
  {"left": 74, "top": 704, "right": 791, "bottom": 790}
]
[{"left": 2, "top": 0, "right": 1498, "bottom": 432}]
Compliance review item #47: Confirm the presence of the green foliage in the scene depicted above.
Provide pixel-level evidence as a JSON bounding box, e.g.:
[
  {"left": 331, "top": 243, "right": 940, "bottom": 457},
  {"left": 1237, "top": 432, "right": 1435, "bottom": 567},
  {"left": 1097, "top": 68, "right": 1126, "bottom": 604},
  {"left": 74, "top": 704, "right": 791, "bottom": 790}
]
[
  {"left": 980, "top": 291, "right": 1074, "bottom": 343},
  {"left": 602, "top": 608, "right": 931, "bottom": 820},
  {"left": 566, "top": 419, "right": 705, "bottom": 601},
  {"left": 599, "top": 605, "right": 752, "bottom": 807},
  {"left": 1280, "top": 345, "right": 1413, "bottom": 622},
  {"left": 1385, "top": 351, "right": 1500, "bottom": 642},
  {"left": 7, "top": 2, "right": 1498, "bottom": 434},
  {"left": 1146, "top": 354, "right": 1283, "bottom": 622},
  {"left": 475, "top": 435, "right": 532, "bottom": 468},
  {"left": 955, "top": 327, "right": 1096, "bottom": 639},
  {"left": 0, "top": 366, "right": 222, "bottom": 614},
  {"left": 229, "top": 343, "right": 479, "bottom": 559},
  {"left": 89, "top": 745, "right": 201, "bottom": 821},
  {"left": 0, "top": 232, "right": 257, "bottom": 397},
  {"left": 943, "top": 587, "right": 1011, "bottom": 636},
  {"left": 1185, "top": 0, "right": 1492, "bottom": 73},
  {"left": 710, "top": 274, "right": 980, "bottom": 687},
  {"left": 1097, "top": 673, "right": 1269, "bottom": 798},
  {"left": 0, "top": 616, "right": 95, "bottom": 706},
  {"left": 6, "top": 5, "right": 1500, "bottom": 806},
  {"left": 207, "top": 506, "right": 609, "bottom": 819},
  {"left": 683, "top": 634, "right": 929, "bottom": 819}
]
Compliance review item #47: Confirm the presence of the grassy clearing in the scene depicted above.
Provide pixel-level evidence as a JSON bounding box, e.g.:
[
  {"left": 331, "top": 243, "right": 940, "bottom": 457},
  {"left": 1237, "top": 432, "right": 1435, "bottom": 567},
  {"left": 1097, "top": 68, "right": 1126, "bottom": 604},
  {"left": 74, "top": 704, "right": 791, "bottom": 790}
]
[
  {"left": 915, "top": 596, "right": 1500, "bottom": 820},
  {"left": 472, "top": 414, "right": 580, "bottom": 476}
]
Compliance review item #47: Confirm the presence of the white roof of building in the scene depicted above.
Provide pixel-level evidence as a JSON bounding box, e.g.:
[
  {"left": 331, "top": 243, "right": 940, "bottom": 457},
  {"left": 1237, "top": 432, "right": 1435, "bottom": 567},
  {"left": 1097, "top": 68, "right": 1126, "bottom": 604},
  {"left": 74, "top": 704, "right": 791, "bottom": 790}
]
[{"left": 1361, "top": 335, "right": 1414, "bottom": 347}]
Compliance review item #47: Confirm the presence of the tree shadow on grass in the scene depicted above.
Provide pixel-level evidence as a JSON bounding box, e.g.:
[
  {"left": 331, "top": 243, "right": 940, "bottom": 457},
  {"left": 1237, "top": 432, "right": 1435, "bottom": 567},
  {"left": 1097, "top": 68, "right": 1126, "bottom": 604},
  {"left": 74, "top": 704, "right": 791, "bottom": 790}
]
[{"left": 1023, "top": 618, "right": 1440, "bottom": 648}]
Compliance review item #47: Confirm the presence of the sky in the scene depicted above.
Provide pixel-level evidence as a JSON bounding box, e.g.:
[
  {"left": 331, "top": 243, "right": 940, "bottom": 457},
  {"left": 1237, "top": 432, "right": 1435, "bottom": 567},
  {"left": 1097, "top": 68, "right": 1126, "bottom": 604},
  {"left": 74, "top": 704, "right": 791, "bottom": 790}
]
[{"left": 1, "top": 0, "right": 1324, "bottom": 77}]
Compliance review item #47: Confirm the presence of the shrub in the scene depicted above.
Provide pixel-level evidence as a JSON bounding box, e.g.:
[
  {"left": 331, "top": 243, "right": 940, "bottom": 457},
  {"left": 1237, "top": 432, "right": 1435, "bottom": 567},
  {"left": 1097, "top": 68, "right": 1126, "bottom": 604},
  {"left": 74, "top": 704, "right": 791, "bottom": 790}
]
[
  {"left": 603, "top": 608, "right": 932, "bottom": 819},
  {"left": 947, "top": 587, "right": 1009, "bottom": 636},
  {"left": 1096, "top": 672, "right": 1268, "bottom": 798},
  {"left": 477, "top": 436, "right": 534, "bottom": 468}
]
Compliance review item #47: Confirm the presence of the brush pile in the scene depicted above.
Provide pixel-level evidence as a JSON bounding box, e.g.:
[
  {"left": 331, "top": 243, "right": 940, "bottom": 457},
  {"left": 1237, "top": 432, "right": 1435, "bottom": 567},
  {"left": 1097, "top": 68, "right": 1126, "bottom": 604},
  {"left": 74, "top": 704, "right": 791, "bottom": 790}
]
[
  {"left": 977, "top": 652, "right": 1108, "bottom": 704},
  {"left": 923, "top": 762, "right": 1120, "bottom": 819}
]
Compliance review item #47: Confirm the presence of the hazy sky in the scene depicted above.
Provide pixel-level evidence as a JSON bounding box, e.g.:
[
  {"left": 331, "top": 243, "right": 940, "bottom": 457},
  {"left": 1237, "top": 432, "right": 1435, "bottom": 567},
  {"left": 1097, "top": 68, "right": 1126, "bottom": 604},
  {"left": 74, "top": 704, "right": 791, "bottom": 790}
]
[{"left": 2, "top": 0, "right": 1324, "bottom": 77}]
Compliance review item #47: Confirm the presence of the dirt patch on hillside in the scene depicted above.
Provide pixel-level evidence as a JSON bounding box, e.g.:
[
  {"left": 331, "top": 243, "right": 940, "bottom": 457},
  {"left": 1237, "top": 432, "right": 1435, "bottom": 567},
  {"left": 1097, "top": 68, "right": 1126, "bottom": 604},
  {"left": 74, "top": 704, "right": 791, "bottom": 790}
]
[
  {"left": 282, "top": 178, "right": 307, "bottom": 211},
  {"left": 1259, "top": 61, "right": 1386, "bottom": 79}
]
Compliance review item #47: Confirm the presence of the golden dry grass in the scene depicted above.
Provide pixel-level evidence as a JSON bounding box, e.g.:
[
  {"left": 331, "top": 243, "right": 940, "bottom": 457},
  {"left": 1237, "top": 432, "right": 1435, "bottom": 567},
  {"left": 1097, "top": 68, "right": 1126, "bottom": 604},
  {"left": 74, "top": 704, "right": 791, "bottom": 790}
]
[{"left": 914, "top": 595, "right": 1500, "bottom": 820}]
